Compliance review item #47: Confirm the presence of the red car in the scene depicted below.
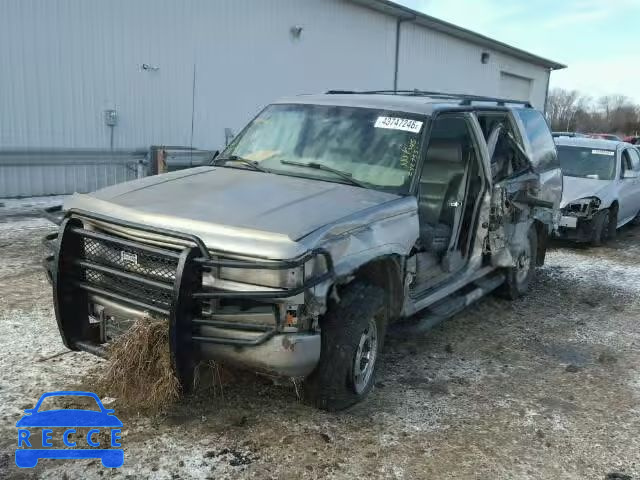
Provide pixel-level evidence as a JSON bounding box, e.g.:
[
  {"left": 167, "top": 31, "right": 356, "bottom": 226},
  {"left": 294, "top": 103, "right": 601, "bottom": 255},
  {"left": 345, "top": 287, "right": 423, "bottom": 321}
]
[{"left": 588, "top": 133, "right": 623, "bottom": 141}]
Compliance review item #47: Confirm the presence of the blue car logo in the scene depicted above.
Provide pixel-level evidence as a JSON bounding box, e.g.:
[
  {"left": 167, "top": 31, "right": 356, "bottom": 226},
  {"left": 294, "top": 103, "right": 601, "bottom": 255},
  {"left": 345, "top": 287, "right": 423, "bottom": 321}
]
[{"left": 15, "top": 391, "right": 123, "bottom": 468}]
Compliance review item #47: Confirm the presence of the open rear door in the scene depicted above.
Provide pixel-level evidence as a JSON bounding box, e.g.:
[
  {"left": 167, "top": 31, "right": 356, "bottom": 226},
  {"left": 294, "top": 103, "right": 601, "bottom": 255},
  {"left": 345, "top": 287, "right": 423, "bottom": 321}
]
[
  {"left": 486, "top": 111, "right": 562, "bottom": 226},
  {"left": 511, "top": 108, "right": 563, "bottom": 221},
  {"left": 484, "top": 118, "right": 560, "bottom": 267}
]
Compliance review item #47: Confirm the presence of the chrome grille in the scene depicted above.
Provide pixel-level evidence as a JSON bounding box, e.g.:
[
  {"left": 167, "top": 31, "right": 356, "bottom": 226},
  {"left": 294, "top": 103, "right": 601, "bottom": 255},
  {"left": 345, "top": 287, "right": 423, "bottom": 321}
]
[
  {"left": 83, "top": 237, "right": 177, "bottom": 282},
  {"left": 79, "top": 236, "right": 178, "bottom": 311}
]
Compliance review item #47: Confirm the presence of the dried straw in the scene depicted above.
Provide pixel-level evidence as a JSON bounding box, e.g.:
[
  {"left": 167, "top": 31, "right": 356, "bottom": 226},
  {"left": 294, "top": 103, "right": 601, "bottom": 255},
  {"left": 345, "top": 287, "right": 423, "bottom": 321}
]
[{"left": 99, "top": 316, "right": 180, "bottom": 412}]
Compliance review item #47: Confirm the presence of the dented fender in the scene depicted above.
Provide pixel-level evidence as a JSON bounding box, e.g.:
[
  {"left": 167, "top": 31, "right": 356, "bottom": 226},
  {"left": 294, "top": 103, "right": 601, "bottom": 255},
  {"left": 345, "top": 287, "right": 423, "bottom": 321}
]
[{"left": 301, "top": 196, "right": 419, "bottom": 316}]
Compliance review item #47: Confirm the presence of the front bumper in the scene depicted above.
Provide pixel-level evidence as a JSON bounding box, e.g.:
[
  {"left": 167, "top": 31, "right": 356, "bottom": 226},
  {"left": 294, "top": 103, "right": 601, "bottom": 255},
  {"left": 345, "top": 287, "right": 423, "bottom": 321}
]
[
  {"left": 200, "top": 332, "right": 320, "bottom": 377},
  {"left": 43, "top": 207, "right": 332, "bottom": 384},
  {"left": 82, "top": 292, "right": 320, "bottom": 377},
  {"left": 555, "top": 215, "right": 595, "bottom": 242}
]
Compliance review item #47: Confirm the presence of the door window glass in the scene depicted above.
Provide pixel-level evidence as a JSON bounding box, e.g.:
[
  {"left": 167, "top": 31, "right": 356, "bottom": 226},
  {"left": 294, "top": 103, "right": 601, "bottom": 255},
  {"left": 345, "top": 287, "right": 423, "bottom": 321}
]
[
  {"left": 514, "top": 108, "right": 559, "bottom": 171},
  {"left": 490, "top": 128, "right": 529, "bottom": 181}
]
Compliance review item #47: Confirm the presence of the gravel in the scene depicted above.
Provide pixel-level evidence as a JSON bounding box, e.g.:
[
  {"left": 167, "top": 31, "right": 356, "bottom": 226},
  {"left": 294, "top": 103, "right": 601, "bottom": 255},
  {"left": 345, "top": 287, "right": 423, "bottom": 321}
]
[{"left": 1, "top": 197, "right": 639, "bottom": 479}]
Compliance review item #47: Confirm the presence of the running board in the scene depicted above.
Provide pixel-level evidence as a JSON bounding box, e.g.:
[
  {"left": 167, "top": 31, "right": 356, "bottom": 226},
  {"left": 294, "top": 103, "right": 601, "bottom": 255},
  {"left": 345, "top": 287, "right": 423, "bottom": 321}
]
[
  {"left": 406, "top": 266, "right": 495, "bottom": 316},
  {"left": 388, "top": 273, "right": 505, "bottom": 338}
]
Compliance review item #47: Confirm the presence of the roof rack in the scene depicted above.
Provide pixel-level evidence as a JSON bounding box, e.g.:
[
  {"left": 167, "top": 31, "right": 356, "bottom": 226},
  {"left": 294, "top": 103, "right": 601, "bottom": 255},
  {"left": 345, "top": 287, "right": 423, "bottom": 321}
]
[{"left": 324, "top": 89, "right": 533, "bottom": 108}]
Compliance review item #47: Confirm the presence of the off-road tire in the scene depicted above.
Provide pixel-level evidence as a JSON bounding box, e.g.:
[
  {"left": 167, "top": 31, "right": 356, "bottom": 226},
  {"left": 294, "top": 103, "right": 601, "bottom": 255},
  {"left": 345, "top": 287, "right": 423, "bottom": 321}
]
[
  {"left": 496, "top": 226, "right": 537, "bottom": 300},
  {"left": 591, "top": 209, "right": 611, "bottom": 246},
  {"left": 304, "top": 282, "right": 388, "bottom": 411}
]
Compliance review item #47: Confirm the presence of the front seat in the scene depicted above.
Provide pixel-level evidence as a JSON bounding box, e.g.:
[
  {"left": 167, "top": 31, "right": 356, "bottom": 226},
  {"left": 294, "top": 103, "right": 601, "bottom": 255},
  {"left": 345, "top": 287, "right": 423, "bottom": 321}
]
[{"left": 418, "top": 139, "right": 466, "bottom": 252}]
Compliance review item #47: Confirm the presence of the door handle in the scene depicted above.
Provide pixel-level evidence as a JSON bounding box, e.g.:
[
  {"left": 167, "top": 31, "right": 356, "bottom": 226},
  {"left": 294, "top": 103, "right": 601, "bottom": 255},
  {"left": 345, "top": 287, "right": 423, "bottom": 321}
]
[{"left": 448, "top": 201, "right": 462, "bottom": 208}]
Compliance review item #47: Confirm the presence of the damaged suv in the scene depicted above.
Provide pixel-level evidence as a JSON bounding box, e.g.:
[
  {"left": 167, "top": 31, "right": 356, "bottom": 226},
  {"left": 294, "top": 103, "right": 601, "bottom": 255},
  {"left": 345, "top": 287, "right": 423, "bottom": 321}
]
[
  {"left": 44, "top": 91, "right": 561, "bottom": 411},
  {"left": 555, "top": 137, "right": 640, "bottom": 244}
]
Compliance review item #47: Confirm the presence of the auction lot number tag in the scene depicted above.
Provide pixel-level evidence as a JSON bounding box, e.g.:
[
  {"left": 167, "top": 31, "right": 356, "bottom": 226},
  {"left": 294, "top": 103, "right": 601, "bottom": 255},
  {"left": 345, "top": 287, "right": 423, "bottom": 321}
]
[
  {"left": 375, "top": 116, "right": 423, "bottom": 133},
  {"left": 591, "top": 149, "right": 615, "bottom": 156}
]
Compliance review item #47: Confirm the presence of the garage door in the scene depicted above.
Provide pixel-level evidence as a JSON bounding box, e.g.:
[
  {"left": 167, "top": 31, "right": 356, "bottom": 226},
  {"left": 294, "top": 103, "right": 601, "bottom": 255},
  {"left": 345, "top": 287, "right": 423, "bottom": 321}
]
[{"left": 500, "top": 72, "right": 532, "bottom": 102}]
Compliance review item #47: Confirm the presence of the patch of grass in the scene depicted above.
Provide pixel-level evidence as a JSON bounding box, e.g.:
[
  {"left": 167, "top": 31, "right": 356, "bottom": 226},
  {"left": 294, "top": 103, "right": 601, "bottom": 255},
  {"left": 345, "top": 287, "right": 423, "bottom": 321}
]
[{"left": 193, "top": 360, "right": 233, "bottom": 399}]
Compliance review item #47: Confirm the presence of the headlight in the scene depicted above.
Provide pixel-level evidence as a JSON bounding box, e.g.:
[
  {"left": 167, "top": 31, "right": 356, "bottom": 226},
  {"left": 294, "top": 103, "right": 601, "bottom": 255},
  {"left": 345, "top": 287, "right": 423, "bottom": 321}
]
[
  {"left": 563, "top": 197, "right": 601, "bottom": 216},
  {"left": 217, "top": 265, "right": 303, "bottom": 289},
  {"left": 201, "top": 252, "right": 329, "bottom": 290}
]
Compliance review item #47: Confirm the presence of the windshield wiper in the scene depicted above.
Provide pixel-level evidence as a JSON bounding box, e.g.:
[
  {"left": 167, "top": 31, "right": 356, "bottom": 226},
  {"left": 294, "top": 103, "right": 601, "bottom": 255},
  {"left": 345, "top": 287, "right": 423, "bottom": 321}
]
[
  {"left": 279, "top": 160, "right": 366, "bottom": 188},
  {"left": 213, "top": 154, "right": 268, "bottom": 172}
]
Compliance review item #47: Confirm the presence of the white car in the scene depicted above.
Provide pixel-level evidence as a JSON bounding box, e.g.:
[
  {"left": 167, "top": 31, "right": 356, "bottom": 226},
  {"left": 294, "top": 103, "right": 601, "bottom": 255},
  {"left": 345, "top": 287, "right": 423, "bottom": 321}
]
[{"left": 554, "top": 137, "right": 640, "bottom": 244}]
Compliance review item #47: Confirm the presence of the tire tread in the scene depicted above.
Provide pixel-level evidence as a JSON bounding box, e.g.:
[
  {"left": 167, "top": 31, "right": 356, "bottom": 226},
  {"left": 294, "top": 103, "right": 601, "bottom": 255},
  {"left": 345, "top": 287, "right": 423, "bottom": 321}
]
[{"left": 304, "top": 282, "right": 386, "bottom": 411}]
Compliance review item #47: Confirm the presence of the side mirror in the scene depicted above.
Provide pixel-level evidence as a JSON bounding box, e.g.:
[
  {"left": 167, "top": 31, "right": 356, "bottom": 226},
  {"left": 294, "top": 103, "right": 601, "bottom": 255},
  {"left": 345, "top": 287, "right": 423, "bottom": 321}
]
[{"left": 623, "top": 169, "right": 639, "bottom": 179}]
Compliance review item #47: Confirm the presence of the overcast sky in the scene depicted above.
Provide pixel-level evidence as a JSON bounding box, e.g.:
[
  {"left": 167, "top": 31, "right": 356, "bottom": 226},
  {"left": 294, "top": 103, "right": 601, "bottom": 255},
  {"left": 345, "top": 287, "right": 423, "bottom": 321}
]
[{"left": 397, "top": 0, "right": 640, "bottom": 103}]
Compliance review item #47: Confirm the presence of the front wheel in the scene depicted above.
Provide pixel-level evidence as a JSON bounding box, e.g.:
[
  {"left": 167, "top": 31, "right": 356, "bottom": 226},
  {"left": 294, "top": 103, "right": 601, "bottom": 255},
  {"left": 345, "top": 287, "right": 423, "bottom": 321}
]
[
  {"left": 304, "top": 282, "right": 388, "bottom": 411},
  {"left": 496, "top": 226, "right": 537, "bottom": 300},
  {"left": 591, "top": 209, "right": 611, "bottom": 246}
]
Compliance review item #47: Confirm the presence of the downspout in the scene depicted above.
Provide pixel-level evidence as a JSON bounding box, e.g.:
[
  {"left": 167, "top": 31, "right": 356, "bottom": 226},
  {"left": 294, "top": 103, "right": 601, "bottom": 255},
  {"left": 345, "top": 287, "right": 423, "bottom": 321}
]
[
  {"left": 542, "top": 67, "right": 552, "bottom": 113},
  {"left": 393, "top": 16, "right": 414, "bottom": 92}
]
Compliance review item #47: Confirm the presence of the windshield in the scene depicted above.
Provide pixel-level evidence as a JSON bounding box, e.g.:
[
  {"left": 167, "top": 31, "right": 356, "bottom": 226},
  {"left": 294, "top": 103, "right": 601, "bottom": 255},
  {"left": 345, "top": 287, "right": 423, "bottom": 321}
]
[
  {"left": 221, "top": 103, "right": 427, "bottom": 193},
  {"left": 557, "top": 146, "right": 616, "bottom": 180}
]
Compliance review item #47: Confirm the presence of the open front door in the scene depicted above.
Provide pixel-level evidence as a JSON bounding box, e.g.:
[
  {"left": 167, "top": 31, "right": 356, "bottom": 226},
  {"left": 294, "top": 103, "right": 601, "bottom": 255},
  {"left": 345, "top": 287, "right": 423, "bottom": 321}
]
[{"left": 412, "top": 113, "right": 486, "bottom": 292}]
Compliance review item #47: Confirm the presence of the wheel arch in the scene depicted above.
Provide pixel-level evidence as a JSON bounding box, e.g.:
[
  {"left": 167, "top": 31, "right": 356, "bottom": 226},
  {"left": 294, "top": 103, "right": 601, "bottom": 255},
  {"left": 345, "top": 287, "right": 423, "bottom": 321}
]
[{"left": 336, "top": 255, "right": 405, "bottom": 321}]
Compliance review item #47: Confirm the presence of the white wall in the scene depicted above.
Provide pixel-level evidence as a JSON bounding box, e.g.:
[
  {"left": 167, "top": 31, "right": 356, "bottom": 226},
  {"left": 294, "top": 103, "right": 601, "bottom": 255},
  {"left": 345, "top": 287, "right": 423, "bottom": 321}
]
[
  {"left": 189, "top": 0, "right": 397, "bottom": 149},
  {"left": 397, "top": 22, "right": 550, "bottom": 109},
  {"left": 0, "top": 0, "right": 196, "bottom": 149},
  {"left": 0, "top": 0, "right": 550, "bottom": 151},
  {"left": 0, "top": 0, "right": 397, "bottom": 150}
]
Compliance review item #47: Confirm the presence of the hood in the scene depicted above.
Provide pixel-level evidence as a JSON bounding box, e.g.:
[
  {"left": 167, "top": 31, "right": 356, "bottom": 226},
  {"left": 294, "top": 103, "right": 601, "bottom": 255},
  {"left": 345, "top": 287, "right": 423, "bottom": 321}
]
[
  {"left": 66, "top": 167, "right": 401, "bottom": 257},
  {"left": 560, "top": 176, "right": 611, "bottom": 208}
]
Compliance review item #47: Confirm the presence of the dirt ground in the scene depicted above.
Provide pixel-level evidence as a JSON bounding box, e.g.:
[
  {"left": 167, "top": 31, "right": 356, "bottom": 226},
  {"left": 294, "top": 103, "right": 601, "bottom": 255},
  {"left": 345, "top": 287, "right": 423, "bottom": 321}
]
[{"left": 1, "top": 197, "right": 639, "bottom": 480}]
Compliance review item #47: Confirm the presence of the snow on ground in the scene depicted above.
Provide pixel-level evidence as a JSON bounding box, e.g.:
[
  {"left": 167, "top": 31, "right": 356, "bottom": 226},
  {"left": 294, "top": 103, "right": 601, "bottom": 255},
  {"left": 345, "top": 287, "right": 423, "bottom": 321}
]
[
  {"left": 546, "top": 246, "right": 640, "bottom": 293},
  {"left": 1, "top": 200, "right": 639, "bottom": 479},
  {"left": 0, "top": 195, "right": 67, "bottom": 218}
]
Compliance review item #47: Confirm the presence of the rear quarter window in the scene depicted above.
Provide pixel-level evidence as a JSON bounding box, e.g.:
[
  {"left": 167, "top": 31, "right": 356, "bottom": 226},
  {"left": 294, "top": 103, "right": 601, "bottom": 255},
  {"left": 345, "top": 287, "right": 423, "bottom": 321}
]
[
  {"left": 514, "top": 108, "right": 559, "bottom": 172},
  {"left": 627, "top": 148, "right": 640, "bottom": 171}
]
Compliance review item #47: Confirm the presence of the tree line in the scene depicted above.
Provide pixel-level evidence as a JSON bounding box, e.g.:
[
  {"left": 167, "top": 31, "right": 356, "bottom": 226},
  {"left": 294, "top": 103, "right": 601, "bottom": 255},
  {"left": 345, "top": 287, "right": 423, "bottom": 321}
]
[{"left": 545, "top": 88, "right": 640, "bottom": 136}]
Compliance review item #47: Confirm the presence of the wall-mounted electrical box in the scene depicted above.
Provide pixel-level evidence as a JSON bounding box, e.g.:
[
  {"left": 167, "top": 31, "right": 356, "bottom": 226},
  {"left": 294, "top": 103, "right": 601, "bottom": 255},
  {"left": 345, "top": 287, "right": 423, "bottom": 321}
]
[{"left": 104, "top": 109, "right": 118, "bottom": 127}]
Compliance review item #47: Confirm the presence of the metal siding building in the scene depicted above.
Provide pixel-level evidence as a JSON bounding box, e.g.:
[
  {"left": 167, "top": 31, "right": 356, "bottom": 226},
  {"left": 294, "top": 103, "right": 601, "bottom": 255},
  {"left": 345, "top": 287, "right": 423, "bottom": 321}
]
[{"left": 0, "top": 0, "right": 563, "bottom": 195}]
